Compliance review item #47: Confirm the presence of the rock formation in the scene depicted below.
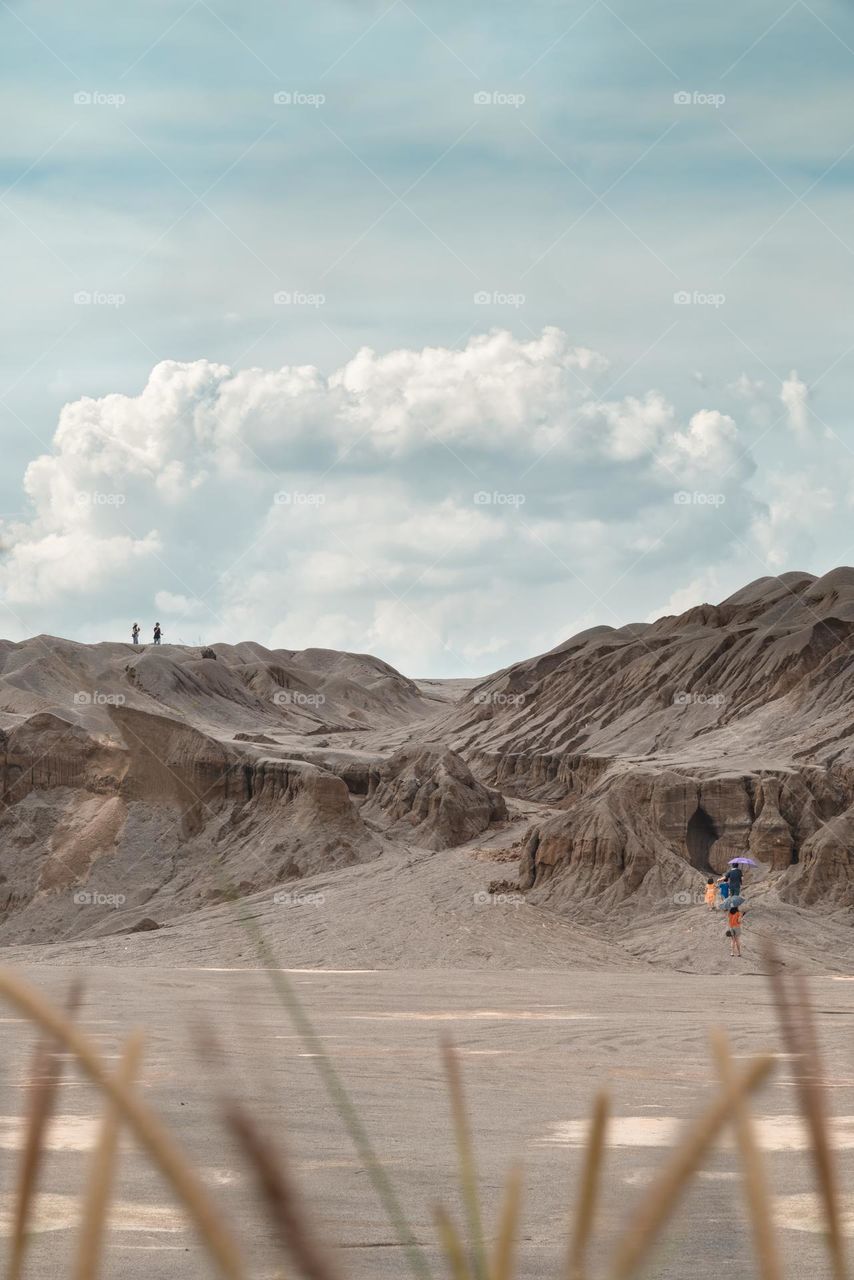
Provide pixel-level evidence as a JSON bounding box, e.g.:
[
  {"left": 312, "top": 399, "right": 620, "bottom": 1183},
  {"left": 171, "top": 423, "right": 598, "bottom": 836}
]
[
  {"left": 363, "top": 744, "right": 507, "bottom": 850},
  {"left": 3, "top": 568, "right": 854, "bottom": 944},
  {"left": 439, "top": 569, "right": 854, "bottom": 910}
]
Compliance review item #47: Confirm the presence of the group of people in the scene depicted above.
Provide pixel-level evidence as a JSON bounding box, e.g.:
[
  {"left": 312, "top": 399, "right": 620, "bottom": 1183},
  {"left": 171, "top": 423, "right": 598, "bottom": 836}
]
[
  {"left": 131, "top": 623, "right": 162, "bottom": 646},
  {"left": 703, "top": 862, "right": 746, "bottom": 957}
]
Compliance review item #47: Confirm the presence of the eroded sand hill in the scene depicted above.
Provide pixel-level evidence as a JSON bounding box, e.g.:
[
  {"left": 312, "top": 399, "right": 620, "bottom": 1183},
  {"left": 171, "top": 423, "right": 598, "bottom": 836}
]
[{"left": 1, "top": 569, "right": 853, "bottom": 966}]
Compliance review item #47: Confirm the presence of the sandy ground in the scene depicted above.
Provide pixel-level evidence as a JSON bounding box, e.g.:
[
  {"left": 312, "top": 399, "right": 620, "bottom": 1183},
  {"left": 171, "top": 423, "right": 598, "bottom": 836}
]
[
  {"left": 0, "top": 965, "right": 853, "bottom": 1279},
  {"left": 3, "top": 806, "right": 851, "bottom": 976}
]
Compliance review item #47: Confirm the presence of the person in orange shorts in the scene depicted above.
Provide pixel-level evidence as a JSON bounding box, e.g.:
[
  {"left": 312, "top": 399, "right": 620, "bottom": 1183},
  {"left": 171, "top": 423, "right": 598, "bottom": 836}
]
[
  {"left": 727, "top": 904, "right": 743, "bottom": 957},
  {"left": 704, "top": 877, "right": 717, "bottom": 909}
]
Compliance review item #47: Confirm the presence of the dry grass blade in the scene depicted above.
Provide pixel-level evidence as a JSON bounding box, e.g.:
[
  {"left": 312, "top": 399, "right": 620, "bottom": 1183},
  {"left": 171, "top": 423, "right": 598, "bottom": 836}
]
[
  {"left": 442, "top": 1040, "right": 488, "bottom": 1280},
  {"left": 435, "top": 1205, "right": 474, "bottom": 1280},
  {"left": 0, "top": 970, "right": 246, "bottom": 1280},
  {"left": 73, "top": 1032, "right": 144, "bottom": 1280},
  {"left": 710, "top": 1031, "right": 780, "bottom": 1280},
  {"left": 224, "top": 1097, "right": 343, "bottom": 1280},
  {"left": 609, "top": 1053, "right": 775, "bottom": 1280},
  {"left": 565, "top": 1091, "right": 609, "bottom": 1280},
  {"left": 766, "top": 946, "right": 847, "bottom": 1280},
  {"left": 795, "top": 972, "right": 847, "bottom": 1280},
  {"left": 491, "top": 1161, "right": 523, "bottom": 1280},
  {"left": 9, "top": 979, "right": 82, "bottom": 1280},
  {"left": 783, "top": 963, "right": 846, "bottom": 1280},
  {"left": 232, "top": 903, "right": 433, "bottom": 1280}
]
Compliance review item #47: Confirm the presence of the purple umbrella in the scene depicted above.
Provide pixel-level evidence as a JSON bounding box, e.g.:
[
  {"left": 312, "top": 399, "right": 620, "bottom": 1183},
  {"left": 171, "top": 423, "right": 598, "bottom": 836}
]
[{"left": 729, "top": 857, "right": 758, "bottom": 866}]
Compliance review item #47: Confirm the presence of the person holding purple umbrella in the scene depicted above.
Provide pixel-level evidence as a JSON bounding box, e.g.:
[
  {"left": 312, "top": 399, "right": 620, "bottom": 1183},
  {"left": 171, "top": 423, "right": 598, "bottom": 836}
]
[
  {"left": 726, "top": 863, "right": 742, "bottom": 897},
  {"left": 726, "top": 856, "right": 756, "bottom": 898}
]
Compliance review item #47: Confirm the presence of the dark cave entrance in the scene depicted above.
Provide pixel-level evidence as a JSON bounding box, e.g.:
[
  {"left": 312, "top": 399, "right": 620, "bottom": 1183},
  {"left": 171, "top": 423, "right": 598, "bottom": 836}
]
[{"left": 686, "top": 806, "right": 718, "bottom": 872}]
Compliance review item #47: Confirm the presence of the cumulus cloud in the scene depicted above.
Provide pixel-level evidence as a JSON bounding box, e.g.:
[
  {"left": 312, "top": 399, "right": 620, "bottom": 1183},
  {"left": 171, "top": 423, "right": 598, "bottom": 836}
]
[
  {"left": 0, "top": 328, "right": 768, "bottom": 673},
  {"left": 154, "top": 591, "right": 204, "bottom": 616},
  {"left": 645, "top": 568, "right": 726, "bottom": 622},
  {"left": 781, "top": 370, "right": 810, "bottom": 437},
  {"left": 751, "top": 472, "right": 834, "bottom": 569}
]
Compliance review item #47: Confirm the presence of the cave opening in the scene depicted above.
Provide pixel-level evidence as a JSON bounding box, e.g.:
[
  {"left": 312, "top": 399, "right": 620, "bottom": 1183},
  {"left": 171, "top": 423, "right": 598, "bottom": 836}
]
[{"left": 686, "top": 806, "right": 718, "bottom": 872}]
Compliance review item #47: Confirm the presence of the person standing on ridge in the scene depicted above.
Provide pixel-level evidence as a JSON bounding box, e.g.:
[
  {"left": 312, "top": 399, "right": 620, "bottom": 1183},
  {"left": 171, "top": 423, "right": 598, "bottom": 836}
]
[
  {"left": 131, "top": 623, "right": 140, "bottom": 645},
  {"left": 153, "top": 622, "right": 162, "bottom": 645}
]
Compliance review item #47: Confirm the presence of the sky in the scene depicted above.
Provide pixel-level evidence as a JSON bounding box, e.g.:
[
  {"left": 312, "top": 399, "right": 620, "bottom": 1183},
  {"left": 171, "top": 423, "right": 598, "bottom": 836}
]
[{"left": 1, "top": 0, "right": 853, "bottom": 676}]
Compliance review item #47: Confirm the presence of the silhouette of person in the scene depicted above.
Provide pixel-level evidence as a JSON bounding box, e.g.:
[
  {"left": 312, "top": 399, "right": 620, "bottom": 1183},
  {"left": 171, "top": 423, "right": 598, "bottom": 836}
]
[
  {"left": 131, "top": 623, "right": 140, "bottom": 645},
  {"left": 153, "top": 622, "right": 162, "bottom": 645}
]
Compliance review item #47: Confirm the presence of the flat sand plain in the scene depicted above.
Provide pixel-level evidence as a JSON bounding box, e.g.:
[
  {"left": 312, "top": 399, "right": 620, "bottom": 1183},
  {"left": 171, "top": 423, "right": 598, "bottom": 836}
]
[{"left": 1, "top": 963, "right": 853, "bottom": 1279}]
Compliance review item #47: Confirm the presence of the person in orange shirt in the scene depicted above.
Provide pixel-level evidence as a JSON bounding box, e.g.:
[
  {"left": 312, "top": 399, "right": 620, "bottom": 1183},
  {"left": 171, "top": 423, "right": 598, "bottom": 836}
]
[
  {"left": 704, "top": 877, "right": 717, "bottom": 910},
  {"left": 727, "top": 904, "right": 743, "bottom": 957}
]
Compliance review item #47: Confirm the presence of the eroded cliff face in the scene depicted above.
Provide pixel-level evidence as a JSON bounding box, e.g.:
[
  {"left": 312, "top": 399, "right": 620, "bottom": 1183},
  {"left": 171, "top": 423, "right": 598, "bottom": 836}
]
[
  {"left": 362, "top": 744, "right": 508, "bottom": 850},
  {"left": 4, "top": 569, "right": 854, "bottom": 939},
  {"left": 512, "top": 761, "right": 854, "bottom": 910},
  {"left": 0, "top": 705, "right": 379, "bottom": 942},
  {"left": 446, "top": 570, "right": 854, "bottom": 911}
]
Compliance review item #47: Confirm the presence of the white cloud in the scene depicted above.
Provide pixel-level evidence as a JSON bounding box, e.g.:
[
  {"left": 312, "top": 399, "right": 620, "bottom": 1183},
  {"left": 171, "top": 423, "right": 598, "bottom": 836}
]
[
  {"left": 0, "top": 328, "right": 772, "bottom": 672},
  {"left": 751, "top": 472, "right": 834, "bottom": 569},
  {"left": 781, "top": 370, "right": 810, "bottom": 438},
  {"left": 645, "top": 568, "right": 726, "bottom": 622},
  {"left": 154, "top": 591, "right": 204, "bottom": 616}
]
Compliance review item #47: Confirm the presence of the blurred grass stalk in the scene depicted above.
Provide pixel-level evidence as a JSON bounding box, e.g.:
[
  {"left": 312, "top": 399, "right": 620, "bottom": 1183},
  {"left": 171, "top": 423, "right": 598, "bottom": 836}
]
[{"left": 0, "top": 960, "right": 846, "bottom": 1280}]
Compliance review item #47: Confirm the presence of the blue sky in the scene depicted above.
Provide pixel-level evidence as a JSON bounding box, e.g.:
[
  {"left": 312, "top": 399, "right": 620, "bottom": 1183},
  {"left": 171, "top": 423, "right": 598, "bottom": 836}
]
[{"left": 1, "top": 0, "right": 853, "bottom": 673}]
